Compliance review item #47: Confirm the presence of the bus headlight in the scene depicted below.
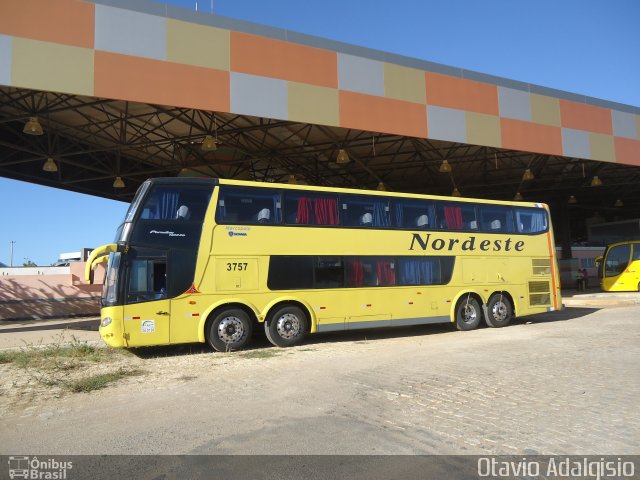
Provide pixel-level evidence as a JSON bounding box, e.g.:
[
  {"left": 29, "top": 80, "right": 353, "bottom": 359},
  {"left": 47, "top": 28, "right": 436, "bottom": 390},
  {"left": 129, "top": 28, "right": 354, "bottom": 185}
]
[{"left": 100, "top": 317, "right": 112, "bottom": 327}]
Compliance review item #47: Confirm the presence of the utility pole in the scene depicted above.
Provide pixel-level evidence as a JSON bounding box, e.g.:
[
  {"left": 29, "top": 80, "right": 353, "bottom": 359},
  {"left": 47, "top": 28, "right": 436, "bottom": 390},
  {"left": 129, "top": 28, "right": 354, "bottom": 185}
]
[{"left": 9, "top": 240, "right": 15, "bottom": 267}]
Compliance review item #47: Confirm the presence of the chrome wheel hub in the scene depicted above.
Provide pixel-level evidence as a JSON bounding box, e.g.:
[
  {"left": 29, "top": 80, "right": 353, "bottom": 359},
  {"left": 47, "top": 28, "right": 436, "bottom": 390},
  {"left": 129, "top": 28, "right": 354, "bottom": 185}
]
[
  {"left": 218, "top": 316, "right": 244, "bottom": 343},
  {"left": 492, "top": 301, "right": 508, "bottom": 321},
  {"left": 276, "top": 313, "right": 301, "bottom": 339},
  {"left": 463, "top": 304, "right": 477, "bottom": 323}
]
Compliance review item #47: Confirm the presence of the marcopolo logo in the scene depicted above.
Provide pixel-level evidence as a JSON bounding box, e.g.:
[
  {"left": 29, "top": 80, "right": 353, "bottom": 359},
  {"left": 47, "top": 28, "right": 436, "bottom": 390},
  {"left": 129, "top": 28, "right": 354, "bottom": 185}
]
[
  {"left": 8, "top": 456, "right": 73, "bottom": 479},
  {"left": 149, "top": 230, "right": 185, "bottom": 237},
  {"left": 225, "top": 227, "right": 250, "bottom": 238},
  {"left": 409, "top": 233, "right": 525, "bottom": 253}
]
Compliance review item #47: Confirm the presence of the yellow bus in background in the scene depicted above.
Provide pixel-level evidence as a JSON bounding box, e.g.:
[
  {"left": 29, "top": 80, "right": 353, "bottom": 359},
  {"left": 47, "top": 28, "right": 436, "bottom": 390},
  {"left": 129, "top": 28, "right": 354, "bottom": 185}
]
[
  {"left": 596, "top": 241, "right": 640, "bottom": 292},
  {"left": 87, "top": 177, "right": 561, "bottom": 351}
]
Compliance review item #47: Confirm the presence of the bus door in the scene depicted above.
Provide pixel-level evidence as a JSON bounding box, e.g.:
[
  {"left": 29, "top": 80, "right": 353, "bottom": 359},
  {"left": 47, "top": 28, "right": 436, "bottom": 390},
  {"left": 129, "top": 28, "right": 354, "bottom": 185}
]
[
  {"left": 122, "top": 249, "right": 170, "bottom": 346},
  {"left": 603, "top": 243, "right": 632, "bottom": 291}
]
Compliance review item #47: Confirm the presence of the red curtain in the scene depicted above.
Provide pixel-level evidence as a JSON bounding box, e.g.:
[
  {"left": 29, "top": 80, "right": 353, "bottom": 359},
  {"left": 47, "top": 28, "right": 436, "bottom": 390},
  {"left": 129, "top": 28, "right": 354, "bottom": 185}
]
[
  {"left": 298, "top": 197, "right": 338, "bottom": 225},
  {"left": 314, "top": 198, "right": 339, "bottom": 225},
  {"left": 296, "top": 197, "right": 313, "bottom": 224},
  {"left": 347, "top": 259, "right": 364, "bottom": 287},
  {"left": 444, "top": 206, "right": 463, "bottom": 229},
  {"left": 377, "top": 259, "right": 395, "bottom": 286}
]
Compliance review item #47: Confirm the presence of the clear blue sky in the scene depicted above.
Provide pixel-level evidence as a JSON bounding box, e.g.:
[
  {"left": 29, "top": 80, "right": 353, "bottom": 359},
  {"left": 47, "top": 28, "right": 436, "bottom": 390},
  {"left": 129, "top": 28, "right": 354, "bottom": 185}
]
[{"left": 1, "top": 0, "right": 638, "bottom": 266}]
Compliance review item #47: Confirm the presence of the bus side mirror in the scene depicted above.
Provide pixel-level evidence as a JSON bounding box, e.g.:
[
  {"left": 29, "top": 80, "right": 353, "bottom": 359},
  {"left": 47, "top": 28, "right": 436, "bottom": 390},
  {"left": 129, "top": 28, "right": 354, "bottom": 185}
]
[{"left": 594, "top": 256, "right": 602, "bottom": 266}]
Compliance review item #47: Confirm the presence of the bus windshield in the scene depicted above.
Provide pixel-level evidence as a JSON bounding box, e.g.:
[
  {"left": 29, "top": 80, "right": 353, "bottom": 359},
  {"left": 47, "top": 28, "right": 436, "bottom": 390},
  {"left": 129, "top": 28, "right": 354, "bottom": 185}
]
[
  {"left": 605, "top": 244, "right": 630, "bottom": 277},
  {"left": 102, "top": 252, "right": 121, "bottom": 307},
  {"left": 599, "top": 241, "right": 640, "bottom": 292}
]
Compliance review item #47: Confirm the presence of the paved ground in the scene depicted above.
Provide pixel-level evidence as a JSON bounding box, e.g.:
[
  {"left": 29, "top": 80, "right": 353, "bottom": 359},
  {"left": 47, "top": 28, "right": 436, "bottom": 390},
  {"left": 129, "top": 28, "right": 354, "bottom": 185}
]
[{"left": 1, "top": 296, "right": 639, "bottom": 456}]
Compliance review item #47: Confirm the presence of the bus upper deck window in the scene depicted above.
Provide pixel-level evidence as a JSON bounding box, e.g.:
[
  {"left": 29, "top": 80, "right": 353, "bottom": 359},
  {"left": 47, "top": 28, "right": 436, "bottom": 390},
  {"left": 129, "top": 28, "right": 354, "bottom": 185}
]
[
  {"left": 515, "top": 208, "right": 548, "bottom": 233},
  {"left": 284, "top": 192, "right": 339, "bottom": 225},
  {"left": 139, "top": 185, "right": 211, "bottom": 222},
  {"left": 393, "top": 200, "right": 435, "bottom": 229},
  {"left": 479, "top": 206, "right": 514, "bottom": 233},
  {"left": 436, "top": 204, "right": 477, "bottom": 231},
  {"left": 341, "top": 196, "right": 390, "bottom": 228},
  {"left": 216, "top": 187, "right": 281, "bottom": 225}
]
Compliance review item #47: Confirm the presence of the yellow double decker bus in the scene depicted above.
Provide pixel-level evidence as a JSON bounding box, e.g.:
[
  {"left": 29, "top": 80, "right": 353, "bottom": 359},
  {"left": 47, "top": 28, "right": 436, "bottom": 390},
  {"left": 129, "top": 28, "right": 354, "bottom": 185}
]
[{"left": 87, "top": 177, "right": 561, "bottom": 351}]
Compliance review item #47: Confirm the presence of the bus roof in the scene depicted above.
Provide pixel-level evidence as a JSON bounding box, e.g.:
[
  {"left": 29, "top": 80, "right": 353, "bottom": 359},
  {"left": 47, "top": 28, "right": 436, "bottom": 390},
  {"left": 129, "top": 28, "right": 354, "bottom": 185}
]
[{"left": 145, "top": 177, "right": 545, "bottom": 209}]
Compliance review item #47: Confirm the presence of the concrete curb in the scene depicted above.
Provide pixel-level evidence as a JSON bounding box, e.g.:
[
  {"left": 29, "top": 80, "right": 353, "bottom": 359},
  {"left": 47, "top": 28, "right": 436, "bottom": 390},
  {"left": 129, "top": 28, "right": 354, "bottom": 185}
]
[{"left": 561, "top": 291, "right": 640, "bottom": 308}]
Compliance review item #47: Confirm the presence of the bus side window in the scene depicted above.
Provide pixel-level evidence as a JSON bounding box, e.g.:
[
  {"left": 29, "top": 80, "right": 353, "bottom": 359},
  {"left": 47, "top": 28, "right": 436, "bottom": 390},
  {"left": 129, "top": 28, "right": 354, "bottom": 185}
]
[
  {"left": 436, "top": 204, "right": 477, "bottom": 231},
  {"left": 345, "top": 257, "right": 395, "bottom": 287},
  {"left": 315, "top": 257, "right": 344, "bottom": 288},
  {"left": 216, "top": 187, "right": 281, "bottom": 225},
  {"left": 514, "top": 208, "right": 548, "bottom": 233},
  {"left": 127, "top": 258, "right": 167, "bottom": 303},
  {"left": 284, "top": 192, "right": 339, "bottom": 225},
  {"left": 396, "top": 257, "right": 455, "bottom": 286},
  {"left": 392, "top": 200, "right": 434, "bottom": 229},
  {"left": 479, "top": 206, "right": 514, "bottom": 233},
  {"left": 267, "top": 256, "right": 314, "bottom": 290},
  {"left": 342, "top": 196, "right": 390, "bottom": 228}
]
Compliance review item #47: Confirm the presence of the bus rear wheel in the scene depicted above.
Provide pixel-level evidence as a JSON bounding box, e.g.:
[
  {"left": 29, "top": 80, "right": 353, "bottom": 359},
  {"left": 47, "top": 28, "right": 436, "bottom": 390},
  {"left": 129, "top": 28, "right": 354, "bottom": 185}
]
[
  {"left": 265, "top": 306, "right": 308, "bottom": 347},
  {"left": 455, "top": 296, "right": 481, "bottom": 331},
  {"left": 207, "top": 308, "right": 253, "bottom": 352},
  {"left": 486, "top": 294, "right": 513, "bottom": 328}
]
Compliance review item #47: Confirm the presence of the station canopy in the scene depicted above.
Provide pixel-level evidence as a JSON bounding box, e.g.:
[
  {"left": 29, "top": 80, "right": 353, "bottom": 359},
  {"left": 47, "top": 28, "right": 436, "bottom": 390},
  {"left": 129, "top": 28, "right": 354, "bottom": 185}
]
[{"left": 0, "top": 0, "right": 639, "bottom": 243}]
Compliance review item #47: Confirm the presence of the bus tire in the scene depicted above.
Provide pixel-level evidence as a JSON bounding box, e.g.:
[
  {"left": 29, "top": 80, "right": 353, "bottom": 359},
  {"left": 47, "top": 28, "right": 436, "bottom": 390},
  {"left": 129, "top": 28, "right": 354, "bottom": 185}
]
[
  {"left": 455, "top": 295, "right": 481, "bottom": 331},
  {"left": 207, "top": 308, "right": 253, "bottom": 352},
  {"left": 265, "top": 306, "right": 308, "bottom": 347},
  {"left": 486, "top": 294, "right": 513, "bottom": 328}
]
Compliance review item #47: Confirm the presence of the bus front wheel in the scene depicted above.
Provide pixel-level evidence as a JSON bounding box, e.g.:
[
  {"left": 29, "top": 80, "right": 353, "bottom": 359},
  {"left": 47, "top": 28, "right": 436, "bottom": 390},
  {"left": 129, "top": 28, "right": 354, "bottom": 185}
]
[
  {"left": 207, "top": 308, "right": 253, "bottom": 352},
  {"left": 455, "top": 296, "right": 481, "bottom": 331},
  {"left": 486, "top": 294, "right": 513, "bottom": 328},
  {"left": 265, "top": 306, "right": 308, "bottom": 347}
]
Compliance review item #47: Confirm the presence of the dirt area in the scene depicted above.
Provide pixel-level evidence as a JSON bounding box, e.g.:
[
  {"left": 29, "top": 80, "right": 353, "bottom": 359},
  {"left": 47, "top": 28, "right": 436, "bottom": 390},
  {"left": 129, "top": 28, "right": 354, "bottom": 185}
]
[{"left": 0, "top": 329, "right": 314, "bottom": 416}]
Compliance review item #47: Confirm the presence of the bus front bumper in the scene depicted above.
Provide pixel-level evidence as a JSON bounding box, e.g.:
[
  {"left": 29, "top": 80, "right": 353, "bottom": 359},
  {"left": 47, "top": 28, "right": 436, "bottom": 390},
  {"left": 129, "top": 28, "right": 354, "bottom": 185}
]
[{"left": 99, "top": 306, "right": 126, "bottom": 347}]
